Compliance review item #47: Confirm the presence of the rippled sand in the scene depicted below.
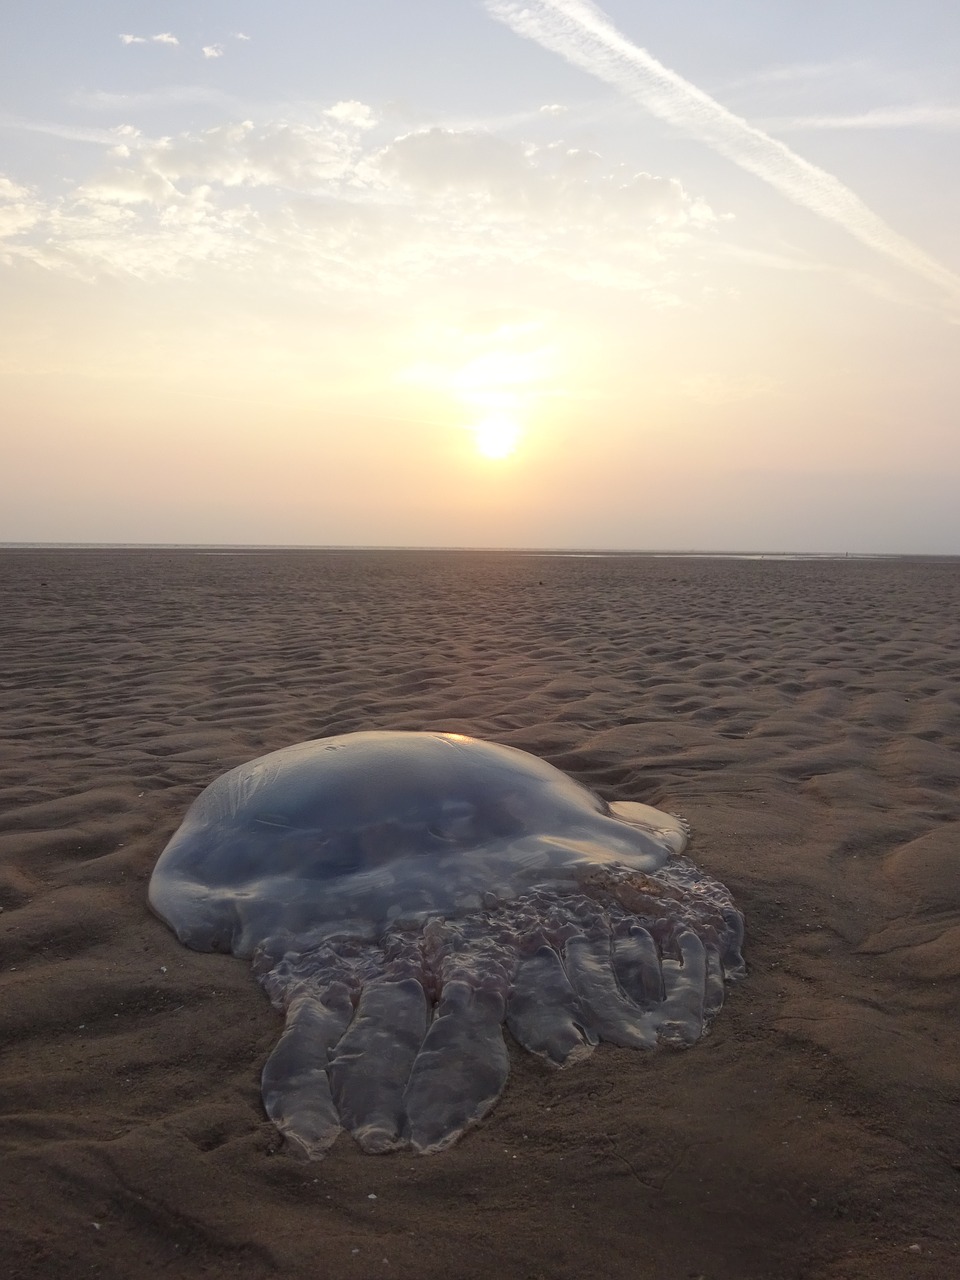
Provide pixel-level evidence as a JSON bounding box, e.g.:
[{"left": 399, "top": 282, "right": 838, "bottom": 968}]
[{"left": 1, "top": 549, "right": 958, "bottom": 1279}]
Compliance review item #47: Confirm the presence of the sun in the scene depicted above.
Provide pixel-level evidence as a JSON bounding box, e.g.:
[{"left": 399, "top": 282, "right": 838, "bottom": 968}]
[{"left": 472, "top": 414, "right": 520, "bottom": 459}]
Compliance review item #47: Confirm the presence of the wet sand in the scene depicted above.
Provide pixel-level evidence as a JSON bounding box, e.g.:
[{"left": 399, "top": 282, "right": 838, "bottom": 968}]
[{"left": 1, "top": 548, "right": 958, "bottom": 1279}]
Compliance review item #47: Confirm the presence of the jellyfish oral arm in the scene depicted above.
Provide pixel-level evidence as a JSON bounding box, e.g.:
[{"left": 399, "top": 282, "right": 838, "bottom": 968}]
[{"left": 261, "top": 987, "right": 353, "bottom": 1158}]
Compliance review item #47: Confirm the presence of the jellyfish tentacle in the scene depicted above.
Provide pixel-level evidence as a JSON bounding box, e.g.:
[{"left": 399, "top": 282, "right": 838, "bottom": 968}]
[
  {"left": 656, "top": 928, "right": 709, "bottom": 1045},
  {"left": 260, "top": 983, "right": 353, "bottom": 1157},
  {"left": 403, "top": 980, "right": 509, "bottom": 1154},
  {"left": 506, "top": 943, "right": 596, "bottom": 1065},
  {"left": 704, "top": 945, "right": 726, "bottom": 1020},
  {"left": 562, "top": 933, "right": 659, "bottom": 1049},
  {"left": 720, "top": 907, "right": 747, "bottom": 979},
  {"left": 611, "top": 925, "right": 665, "bottom": 1008},
  {"left": 327, "top": 976, "right": 429, "bottom": 1152}
]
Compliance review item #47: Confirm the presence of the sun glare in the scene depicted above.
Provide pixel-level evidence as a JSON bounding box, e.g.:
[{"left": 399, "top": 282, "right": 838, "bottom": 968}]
[{"left": 472, "top": 414, "right": 520, "bottom": 459}]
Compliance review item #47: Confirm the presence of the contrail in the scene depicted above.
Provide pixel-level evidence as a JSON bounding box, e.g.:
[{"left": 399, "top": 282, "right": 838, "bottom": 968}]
[{"left": 484, "top": 0, "right": 960, "bottom": 301}]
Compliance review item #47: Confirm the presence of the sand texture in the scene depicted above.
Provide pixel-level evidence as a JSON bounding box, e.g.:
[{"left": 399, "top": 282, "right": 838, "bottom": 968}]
[{"left": 1, "top": 548, "right": 958, "bottom": 1280}]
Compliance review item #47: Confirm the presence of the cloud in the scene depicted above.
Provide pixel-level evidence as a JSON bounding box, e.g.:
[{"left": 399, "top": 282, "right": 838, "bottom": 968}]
[
  {"left": 770, "top": 105, "right": 960, "bottom": 132},
  {"left": 325, "top": 101, "right": 378, "bottom": 130},
  {"left": 0, "top": 105, "right": 720, "bottom": 297},
  {"left": 202, "top": 45, "right": 224, "bottom": 60},
  {"left": 0, "top": 174, "right": 43, "bottom": 238},
  {"left": 136, "top": 119, "right": 364, "bottom": 189},
  {"left": 378, "top": 127, "right": 714, "bottom": 233},
  {"left": 119, "top": 32, "right": 179, "bottom": 47},
  {"left": 0, "top": 114, "right": 129, "bottom": 146},
  {"left": 484, "top": 0, "right": 960, "bottom": 304},
  {"left": 721, "top": 59, "right": 870, "bottom": 92},
  {"left": 73, "top": 86, "right": 235, "bottom": 111},
  {"left": 380, "top": 128, "right": 533, "bottom": 198},
  {"left": 234, "top": 33, "right": 251, "bottom": 42},
  {"left": 79, "top": 169, "right": 179, "bottom": 206}
]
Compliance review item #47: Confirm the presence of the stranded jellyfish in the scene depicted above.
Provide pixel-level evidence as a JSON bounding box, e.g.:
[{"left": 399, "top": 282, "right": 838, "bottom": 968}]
[{"left": 149, "top": 732, "right": 745, "bottom": 1155}]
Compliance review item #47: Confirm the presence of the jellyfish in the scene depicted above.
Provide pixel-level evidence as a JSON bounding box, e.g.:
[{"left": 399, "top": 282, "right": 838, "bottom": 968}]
[{"left": 149, "top": 732, "right": 744, "bottom": 1155}]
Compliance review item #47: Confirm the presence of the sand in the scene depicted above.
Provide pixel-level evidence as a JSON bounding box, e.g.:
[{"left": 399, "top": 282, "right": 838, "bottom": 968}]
[{"left": 1, "top": 548, "right": 958, "bottom": 1280}]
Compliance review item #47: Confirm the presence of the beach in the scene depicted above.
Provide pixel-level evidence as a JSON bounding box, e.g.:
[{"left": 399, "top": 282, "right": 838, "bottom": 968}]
[{"left": 1, "top": 547, "right": 958, "bottom": 1280}]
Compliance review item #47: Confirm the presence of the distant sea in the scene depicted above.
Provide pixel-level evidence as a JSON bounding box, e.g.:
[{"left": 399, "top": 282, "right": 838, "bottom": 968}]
[{"left": 0, "top": 543, "right": 932, "bottom": 560}]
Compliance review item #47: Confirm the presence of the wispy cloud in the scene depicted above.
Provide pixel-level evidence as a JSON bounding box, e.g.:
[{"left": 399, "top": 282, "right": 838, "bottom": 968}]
[
  {"left": 721, "top": 58, "right": 870, "bottom": 92},
  {"left": 202, "top": 45, "right": 224, "bottom": 60},
  {"left": 0, "top": 174, "right": 44, "bottom": 238},
  {"left": 72, "top": 86, "right": 236, "bottom": 111},
  {"left": 0, "top": 114, "right": 127, "bottom": 146},
  {"left": 151, "top": 33, "right": 179, "bottom": 46},
  {"left": 234, "top": 33, "right": 251, "bottom": 42},
  {"left": 484, "top": 0, "right": 960, "bottom": 303},
  {"left": 770, "top": 104, "right": 960, "bottom": 132},
  {"left": 119, "top": 35, "right": 146, "bottom": 46}
]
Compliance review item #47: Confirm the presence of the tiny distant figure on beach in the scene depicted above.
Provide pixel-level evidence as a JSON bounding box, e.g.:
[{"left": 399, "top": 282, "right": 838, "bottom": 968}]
[{"left": 150, "top": 732, "right": 745, "bottom": 1156}]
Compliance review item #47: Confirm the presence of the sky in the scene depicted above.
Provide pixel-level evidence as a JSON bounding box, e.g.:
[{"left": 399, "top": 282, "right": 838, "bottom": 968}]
[{"left": 2, "top": 0, "right": 959, "bottom": 553}]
